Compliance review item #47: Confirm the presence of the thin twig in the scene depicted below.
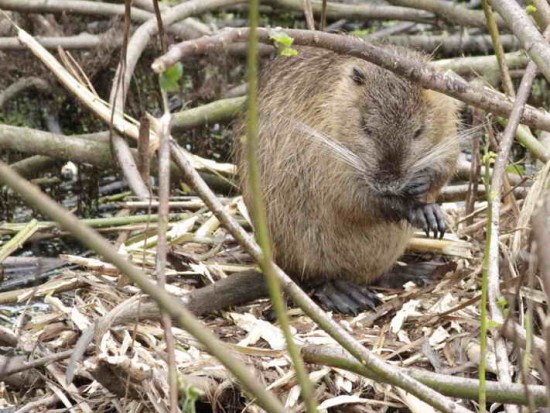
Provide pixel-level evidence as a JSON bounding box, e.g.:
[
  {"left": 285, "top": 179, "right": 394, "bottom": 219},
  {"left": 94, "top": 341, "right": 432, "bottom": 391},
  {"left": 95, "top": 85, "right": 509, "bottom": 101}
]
[
  {"left": 108, "top": 0, "right": 150, "bottom": 199},
  {"left": 319, "top": 0, "right": 327, "bottom": 30},
  {"left": 302, "top": 0, "right": 315, "bottom": 30},
  {"left": 532, "top": 189, "right": 550, "bottom": 398},
  {"left": 301, "top": 345, "right": 549, "bottom": 407},
  {"left": 0, "top": 350, "right": 73, "bottom": 379},
  {"left": 151, "top": 2, "right": 178, "bottom": 405},
  {"left": 465, "top": 109, "right": 483, "bottom": 225}
]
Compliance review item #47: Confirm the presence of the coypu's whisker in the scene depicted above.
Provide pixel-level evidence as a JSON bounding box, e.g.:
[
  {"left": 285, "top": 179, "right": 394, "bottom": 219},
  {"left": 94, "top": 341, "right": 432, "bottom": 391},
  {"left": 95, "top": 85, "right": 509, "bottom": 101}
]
[
  {"left": 409, "top": 138, "right": 458, "bottom": 177},
  {"left": 456, "top": 125, "right": 484, "bottom": 140},
  {"left": 408, "top": 129, "right": 471, "bottom": 178},
  {"left": 294, "top": 121, "right": 367, "bottom": 174}
]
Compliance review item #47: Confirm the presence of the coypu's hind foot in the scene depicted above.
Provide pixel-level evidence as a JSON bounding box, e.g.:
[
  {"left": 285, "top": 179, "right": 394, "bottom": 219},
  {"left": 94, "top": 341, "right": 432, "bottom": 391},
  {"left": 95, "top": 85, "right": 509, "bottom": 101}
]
[
  {"left": 407, "top": 203, "right": 446, "bottom": 239},
  {"left": 312, "top": 280, "right": 380, "bottom": 315}
]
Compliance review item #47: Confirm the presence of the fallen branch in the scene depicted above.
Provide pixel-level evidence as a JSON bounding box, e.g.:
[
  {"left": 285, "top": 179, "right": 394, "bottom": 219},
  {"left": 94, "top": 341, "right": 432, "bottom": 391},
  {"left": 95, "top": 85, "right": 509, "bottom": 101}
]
[
  {"left": 0, "top": 0, "right": 202, "bottom": 39},
  {"left": 0, "top": 122, "right": 236, "bottom": 177},
  {"left": 0, "top": 34, "right": 105, "bottom": 50},
  {"left": 383, "top": 33, "right": 519, "bottom": 55}
]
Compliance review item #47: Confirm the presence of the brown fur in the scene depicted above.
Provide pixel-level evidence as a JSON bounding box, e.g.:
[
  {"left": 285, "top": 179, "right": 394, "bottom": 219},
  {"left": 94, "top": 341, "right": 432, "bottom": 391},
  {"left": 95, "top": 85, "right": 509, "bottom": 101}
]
[{"left": 235, "top": 46, "right": 459, "bottom": 285}]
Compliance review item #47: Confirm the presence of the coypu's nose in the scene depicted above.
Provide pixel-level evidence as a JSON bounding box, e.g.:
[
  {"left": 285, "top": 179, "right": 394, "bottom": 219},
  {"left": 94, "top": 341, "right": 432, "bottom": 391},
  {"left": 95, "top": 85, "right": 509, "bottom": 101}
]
[
  {"left": 375, "top": 155, "right": 403, "bottom": 187},
  {"left": 373, "top": 155, "right": 406, "bottom": 195}
]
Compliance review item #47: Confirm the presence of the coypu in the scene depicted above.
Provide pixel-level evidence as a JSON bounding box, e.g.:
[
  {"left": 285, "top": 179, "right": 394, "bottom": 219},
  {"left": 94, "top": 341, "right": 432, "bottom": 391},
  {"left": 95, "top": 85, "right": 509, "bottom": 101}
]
[{"left": 234, "top": 46, "right": 460, "bottom": 314}]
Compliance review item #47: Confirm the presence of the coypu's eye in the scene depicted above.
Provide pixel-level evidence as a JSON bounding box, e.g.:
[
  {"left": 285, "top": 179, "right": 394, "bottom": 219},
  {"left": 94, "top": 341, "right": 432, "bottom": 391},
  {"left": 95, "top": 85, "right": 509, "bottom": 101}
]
[
  {"left": 413, "top": 126, "right": 424, "bottom": 139},
  {"left": 351, "top": 67, "right": 366, "bottom": 85}
]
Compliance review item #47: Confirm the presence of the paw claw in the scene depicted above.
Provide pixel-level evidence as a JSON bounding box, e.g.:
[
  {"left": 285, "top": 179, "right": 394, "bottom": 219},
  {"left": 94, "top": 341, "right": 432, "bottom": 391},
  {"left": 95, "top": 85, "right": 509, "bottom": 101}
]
[{"left": 408, "top": 203, "right": 446, "bottom": 239}]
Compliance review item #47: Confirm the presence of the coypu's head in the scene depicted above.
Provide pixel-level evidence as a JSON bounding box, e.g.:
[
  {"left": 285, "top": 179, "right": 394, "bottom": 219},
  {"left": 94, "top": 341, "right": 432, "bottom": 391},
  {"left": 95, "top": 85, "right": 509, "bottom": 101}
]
[{"left": 323, "top": 61, "right": 459, "bottom": 203}]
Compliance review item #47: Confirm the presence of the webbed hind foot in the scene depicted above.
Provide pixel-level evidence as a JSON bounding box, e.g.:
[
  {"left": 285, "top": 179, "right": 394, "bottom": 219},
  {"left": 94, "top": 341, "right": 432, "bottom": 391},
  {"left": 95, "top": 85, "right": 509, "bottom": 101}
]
[{"left": 312, "top": 280, "right": 380, "bottom": 315}]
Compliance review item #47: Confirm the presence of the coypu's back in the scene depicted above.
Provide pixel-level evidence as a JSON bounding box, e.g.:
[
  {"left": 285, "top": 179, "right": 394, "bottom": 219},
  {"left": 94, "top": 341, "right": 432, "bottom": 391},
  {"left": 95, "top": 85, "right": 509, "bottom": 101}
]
[{"left": 235, "top": 46, "right": 459, "bottom": 284}]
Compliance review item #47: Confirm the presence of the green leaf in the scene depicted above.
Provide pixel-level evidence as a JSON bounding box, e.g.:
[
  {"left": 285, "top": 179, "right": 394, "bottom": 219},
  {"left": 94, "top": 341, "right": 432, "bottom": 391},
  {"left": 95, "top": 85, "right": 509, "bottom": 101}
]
[
  {"left": 481, "top": 151, "right": 497, "bottom": 165},
  {"left": 496, "top": 296, "right": 508, "bottom": 309},
  {"left": 280, "top": 47, "right": 298, "bottom": 56},
  {"left": 180, "top": 383, "right": 202, "bottom": 413},
  {"left": 505, "top": 164, "right": 525, "bottom": 175},
  {"left": 351, "top": 29, "right": 369, "bottom": 37},
  {"left": 159, "top": 62, "right": 183, "bottom": 92},
  {"left": 268, "top": 29, "right": 294, "bottom": 47},
  {"left": 526, "top": 4, "right": 537, "bottom": 14},
  {"left": 487, "top": 320, "right": 500, "bottom": 329}
]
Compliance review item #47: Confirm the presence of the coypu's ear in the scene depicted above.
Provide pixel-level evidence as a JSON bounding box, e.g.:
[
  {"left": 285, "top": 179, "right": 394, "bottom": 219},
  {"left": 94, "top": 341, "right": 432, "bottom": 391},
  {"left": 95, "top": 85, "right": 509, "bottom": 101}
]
[
  {"left": 413, "top": 125, "right": 425, "bottom": 140},
  {"left": 351, "top": 67, "right": 366, "bottom": 85}
]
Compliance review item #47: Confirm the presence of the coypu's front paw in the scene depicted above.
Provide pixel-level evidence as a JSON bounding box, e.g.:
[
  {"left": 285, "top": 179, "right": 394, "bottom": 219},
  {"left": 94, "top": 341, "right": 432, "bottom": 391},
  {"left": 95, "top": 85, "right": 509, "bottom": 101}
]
[
  {"left": 403, "top": 169, "right": 433, "bottom": 199},
  {"left": 312, "top": 280, "right": 380, "bottom": 315},
  {"left": 407, "top": 203, "right": 446, "bottom": 239}
]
